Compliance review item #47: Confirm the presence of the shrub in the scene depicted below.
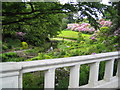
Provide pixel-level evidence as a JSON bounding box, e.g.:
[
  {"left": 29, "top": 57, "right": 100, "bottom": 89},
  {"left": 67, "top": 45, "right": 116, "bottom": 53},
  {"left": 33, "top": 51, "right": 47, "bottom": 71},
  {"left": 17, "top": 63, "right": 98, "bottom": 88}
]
[
  {"left": 97, "top": 27, "right": 110, "bottom": 42},
  {"left": 77, "top": 32, "right": 84, "bottom": 43},
  {"left": 22, "top": 42, "right": 28, "bottom": 49},
  {"left": 1, "top": 52, "right": 25, "bottom": 62},
  {"left": 4, "top": 38, "right": 21, "bottom": 49},
  {"left": 4, "top": 52, "right": 17, "bottom": 57},
  {"left": 2, "top": 45, "right": 8, "bottom": 50}
]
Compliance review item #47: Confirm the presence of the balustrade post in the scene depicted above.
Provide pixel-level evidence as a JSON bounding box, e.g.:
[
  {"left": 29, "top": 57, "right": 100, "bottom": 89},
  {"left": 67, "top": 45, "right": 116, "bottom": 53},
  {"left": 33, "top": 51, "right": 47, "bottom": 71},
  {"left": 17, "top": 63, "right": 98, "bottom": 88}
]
[
  {"left": 116, "top": 59, "right": 120, "bottom": 77},
  {"left": 69, "top": 64, "right": 80, "bottom": 88},
  {"left": 18, "top": 72, "right": 23, "bottom": 88},
  {"left": 44, "top": 68, "right": 55, "bottom": 88},
  {"left": 88, "top": 62, "right": 99, "bottom": 87},
  {"left": 0, "top": 63, "right": 21, "bottom": 88},
  {"left": 104, "top": 59, "right": 114, "bottom": 81}
]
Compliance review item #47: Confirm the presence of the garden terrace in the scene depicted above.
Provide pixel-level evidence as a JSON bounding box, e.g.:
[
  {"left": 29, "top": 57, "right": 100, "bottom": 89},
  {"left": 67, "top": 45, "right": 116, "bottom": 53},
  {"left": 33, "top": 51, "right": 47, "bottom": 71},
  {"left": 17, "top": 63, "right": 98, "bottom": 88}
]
[{"left": 0, "top": 51, "right": 120, "bottom": 89}]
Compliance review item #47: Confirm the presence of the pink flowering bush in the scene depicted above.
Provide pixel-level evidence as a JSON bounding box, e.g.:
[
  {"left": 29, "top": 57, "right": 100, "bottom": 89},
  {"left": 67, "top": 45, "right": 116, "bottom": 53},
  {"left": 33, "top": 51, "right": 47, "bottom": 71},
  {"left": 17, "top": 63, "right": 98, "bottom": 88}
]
[
  {"left": 98, "top": 19, "right": 112, "bottom": 27},
  {"left": 114, "top": 27, "right": 120, "bottom": 36},
  {"left": 16, "top": 32, "right": 26, "bottom": 41},
  {"left": 90, "top": 19, "right": 112, "bottom": 41},
  {"left": 67, "top": 23, "right": 95, "bottom": 33},
  {"left": 16, "top": 32, "right": 26, "bottom": 36}
]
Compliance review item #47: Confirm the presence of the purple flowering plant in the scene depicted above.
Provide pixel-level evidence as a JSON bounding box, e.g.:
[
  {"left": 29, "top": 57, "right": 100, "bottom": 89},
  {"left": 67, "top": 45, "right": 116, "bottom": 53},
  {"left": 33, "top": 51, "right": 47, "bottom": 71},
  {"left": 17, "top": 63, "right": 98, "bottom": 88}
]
[{"left": 16, "top": 32, "right": 26, "bottom": 36}]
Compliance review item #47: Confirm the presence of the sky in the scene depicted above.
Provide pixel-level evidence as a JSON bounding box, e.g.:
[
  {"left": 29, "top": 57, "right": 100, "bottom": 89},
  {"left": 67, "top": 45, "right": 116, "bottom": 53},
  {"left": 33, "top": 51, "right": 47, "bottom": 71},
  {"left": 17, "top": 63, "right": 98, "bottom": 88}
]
[
  {"left": 58, "top": 0, "right": 111, "bottom": 19},
  {"left": 59, "top": 0, "right": 110, "bottom": 5}
]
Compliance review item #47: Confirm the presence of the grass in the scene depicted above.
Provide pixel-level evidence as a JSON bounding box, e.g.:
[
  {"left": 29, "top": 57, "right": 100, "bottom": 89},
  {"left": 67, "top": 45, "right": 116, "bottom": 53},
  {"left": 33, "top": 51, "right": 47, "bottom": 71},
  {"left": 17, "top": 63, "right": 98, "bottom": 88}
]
[{"left": 57, "top": 30, "right": 91, "bottom": 40}]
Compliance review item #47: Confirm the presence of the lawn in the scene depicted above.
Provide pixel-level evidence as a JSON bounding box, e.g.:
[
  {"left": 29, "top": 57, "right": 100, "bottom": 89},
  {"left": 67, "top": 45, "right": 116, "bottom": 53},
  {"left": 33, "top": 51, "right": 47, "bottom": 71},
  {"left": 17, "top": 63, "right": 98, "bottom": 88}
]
[{"left": 57, "top": 30, "right": 91, "bottom": 40}]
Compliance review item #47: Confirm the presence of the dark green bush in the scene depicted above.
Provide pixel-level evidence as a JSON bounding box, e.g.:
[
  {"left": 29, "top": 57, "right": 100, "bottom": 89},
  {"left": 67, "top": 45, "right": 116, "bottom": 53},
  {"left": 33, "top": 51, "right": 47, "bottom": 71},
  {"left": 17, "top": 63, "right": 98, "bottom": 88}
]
[
  {"left": 80, "top": 64, "right": 90, "bottom": 86},
  {"left": 2, "top": 45, "right": 8, "bottom": 50},
  {"left": 1, "top": 52, "right": 25, "bottom": 62},
  {"left": 23, "top": 71, "right": 44, "bottom": 88},
  {"left": 77, "top": 32, "right": 84, "bottom": 43}
]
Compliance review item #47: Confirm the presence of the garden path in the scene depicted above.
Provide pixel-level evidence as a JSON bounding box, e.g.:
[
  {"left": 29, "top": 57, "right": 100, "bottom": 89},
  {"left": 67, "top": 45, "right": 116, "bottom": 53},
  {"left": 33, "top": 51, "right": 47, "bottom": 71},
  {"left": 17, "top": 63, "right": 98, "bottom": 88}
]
[{"left": 51, "top": 38, "right": 76, "bottom": 42}]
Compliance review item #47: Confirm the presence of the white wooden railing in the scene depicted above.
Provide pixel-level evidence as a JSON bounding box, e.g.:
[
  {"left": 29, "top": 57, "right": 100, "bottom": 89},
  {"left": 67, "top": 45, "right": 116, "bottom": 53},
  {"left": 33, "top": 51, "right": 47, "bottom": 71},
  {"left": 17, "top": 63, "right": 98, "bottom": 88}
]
[{"left": 0, "top": 51, "right": 120, "bottom": 89}]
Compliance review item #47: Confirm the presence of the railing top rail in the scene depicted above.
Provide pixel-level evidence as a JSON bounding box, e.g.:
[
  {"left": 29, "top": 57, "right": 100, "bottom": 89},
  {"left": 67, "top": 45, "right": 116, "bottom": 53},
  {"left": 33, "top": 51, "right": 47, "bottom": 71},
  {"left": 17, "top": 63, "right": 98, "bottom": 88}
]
[
  {"left": 19, "top": 51, "right": 119, "bottom": 66},
  {"left": 0, "top": 51, "right": 119, "bottom": 73}
]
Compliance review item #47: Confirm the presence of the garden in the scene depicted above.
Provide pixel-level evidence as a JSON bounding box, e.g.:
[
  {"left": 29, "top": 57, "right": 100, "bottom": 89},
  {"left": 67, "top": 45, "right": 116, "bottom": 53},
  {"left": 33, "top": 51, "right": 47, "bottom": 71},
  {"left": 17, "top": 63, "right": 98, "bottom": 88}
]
[{"left": 1, "top": 1, "right": 120, "bottom": 88}]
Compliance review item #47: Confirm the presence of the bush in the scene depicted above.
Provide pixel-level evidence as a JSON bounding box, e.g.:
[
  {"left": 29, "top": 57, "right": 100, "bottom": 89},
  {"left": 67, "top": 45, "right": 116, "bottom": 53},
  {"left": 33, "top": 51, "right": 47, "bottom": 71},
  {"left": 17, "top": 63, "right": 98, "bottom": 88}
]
[
  {"left": 1, "top": 52, "right": 25, "bottom": 62},
  {"left": 4, "top": 52, "right": 17, "bottom": 57},
  {"left": 97, "top": 27, "right": 110, "bottom": 42},
  {"left": 77, "top": 32, "right": 84, "bottom": 43},
  {"left": 2, "top": 45, "right": 8, "bottom": 50},
  {"left": 22, "top": 42, "right": 28, "bottom": 49},
  {"left": 3, "top": 38, "right": 21, "bottom": 49}
]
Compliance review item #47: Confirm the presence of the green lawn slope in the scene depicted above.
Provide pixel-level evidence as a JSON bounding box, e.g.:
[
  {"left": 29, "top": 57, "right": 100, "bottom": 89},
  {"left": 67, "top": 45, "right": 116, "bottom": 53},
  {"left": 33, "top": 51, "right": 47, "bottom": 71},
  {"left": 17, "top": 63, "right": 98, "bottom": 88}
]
[{"left": 57, "top": 30, "right": 91, "bottom": 40}]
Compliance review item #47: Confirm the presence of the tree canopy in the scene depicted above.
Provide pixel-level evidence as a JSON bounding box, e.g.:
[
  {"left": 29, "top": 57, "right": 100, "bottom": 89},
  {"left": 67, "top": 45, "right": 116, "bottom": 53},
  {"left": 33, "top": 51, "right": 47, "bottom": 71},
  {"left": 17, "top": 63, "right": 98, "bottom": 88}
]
[{"left": 2, "top": 2, "right": 119, "bottom": 46}]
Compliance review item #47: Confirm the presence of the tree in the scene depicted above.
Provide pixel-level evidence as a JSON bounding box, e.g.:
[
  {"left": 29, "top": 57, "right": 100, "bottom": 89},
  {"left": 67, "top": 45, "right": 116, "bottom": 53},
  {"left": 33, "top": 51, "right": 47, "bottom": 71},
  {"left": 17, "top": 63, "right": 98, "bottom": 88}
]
[
  {"left": 2, "top": 2, "right": 66, "bottom": 45},
  {"left": 2, "top": 2, "right": 111, "bottom": 45},
  {"left": 99, "top": 2, "right": 120, "bottom": 48}
]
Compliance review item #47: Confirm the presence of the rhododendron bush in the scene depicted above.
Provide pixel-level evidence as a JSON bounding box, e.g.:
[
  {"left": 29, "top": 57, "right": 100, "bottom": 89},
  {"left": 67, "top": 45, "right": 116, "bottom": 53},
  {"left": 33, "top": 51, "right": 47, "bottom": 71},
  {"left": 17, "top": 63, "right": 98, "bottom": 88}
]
[
  {"left": 98, "top": 19, "right": 112, "bottom": 27},
  {"left": 66, "top": 23, "right": 95, "bottom": 33},
  {"left": 66, "top": 19, "right": 112, "bottom": 34},
  {"left": 90, "top": 19, "right": 120, "bottom": 50},
  {"left": 90, "top": 19, "right": 112, "bottom": 41}
]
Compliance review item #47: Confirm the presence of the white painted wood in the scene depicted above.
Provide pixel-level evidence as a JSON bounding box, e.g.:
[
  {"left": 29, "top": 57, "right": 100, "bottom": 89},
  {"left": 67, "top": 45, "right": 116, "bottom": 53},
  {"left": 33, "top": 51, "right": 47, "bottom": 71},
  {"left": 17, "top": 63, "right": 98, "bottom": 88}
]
[
  {"left": 69, "top": 64, "right": 80, "bottom": 88},
  {"left": 2, "top": 76, "right": 19, "bottom": 88},
  {"left": 20, "top": 57, "right": 118, "bottom": 74},
  {"left": 44, "top": 68, "right": 55, "bottom": 88},
  {"left": 79, "top": 76, "right": 119, "bottom": 88},
  {"left": 88, "top": 62, "right": 100, "bottom": 86},
  {"left": 104, "top": 59, "right": 115, "bottom": 81},
  {"left": 116, "top": 59, "right": 120, "bottom": 77},
  {"left": 0, "top": 63, "right": 21, "bottom": 88},
  {"left": 18, "top": 51, "right": 119, "bottom": 71},
  {"left": 18, "top": 72, "right": 23, "bottom": 88},
  {"left": 0, "top": 51, "right": 119, "bottom": 88}
]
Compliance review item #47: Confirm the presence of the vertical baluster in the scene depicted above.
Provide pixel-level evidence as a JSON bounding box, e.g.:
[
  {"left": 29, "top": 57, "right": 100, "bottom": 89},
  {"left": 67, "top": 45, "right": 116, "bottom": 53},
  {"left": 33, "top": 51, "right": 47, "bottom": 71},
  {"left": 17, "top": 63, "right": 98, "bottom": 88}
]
[
  {"left": 44, "top": 68, "right": 55, "bottom": 88},
  {"left": 116, "top": 59, "right": 120, "bottom": 77},
  {"left": 18, "top": 72, "right": 23, "bottom": 88},
  {"left": 104, "top": 59, "right": 114, "bottom": 81},
  {"left": 88, "top": 62, "right": 100, "bottom": 87},
  {"left": 69, "top": 64, "right": 80, "bottom": 88}
]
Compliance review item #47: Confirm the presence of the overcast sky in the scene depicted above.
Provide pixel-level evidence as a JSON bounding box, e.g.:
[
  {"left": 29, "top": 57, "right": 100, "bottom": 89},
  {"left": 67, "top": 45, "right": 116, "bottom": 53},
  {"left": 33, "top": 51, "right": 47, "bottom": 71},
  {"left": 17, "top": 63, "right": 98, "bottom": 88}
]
[{"left": 59, "top": 0, "right": 110, "bottom": 5}]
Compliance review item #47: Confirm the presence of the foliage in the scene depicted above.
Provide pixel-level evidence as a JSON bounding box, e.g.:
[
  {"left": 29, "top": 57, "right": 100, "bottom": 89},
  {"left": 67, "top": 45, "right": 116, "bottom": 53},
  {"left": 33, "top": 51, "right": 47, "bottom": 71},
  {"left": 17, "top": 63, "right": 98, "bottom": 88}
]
[
  {"left": 2, "top": 38, "right": 21, "bottom": 51},
  {"left": 23, "top": 71, "right": 44, "bottom": 88},
  {"left": 2, "top": 2, "right": 66, "bottom": 46},
  {"left": 2, "top": 2, "right": 111, "bottom": 46},
  {"left": 66, "top": 23, "right": 95, "bottom": 34},
  {"left": 2, "top": 44, "right": 8, "bottom": 50},
  {"left": 77, "top": 32, "right": 84, "bottom": 43},
  {"left": 101, "top": 2, "right": 120, "bottom": 48},
  {"left": 98, "top": 19, "right": 112, "bottom": 27},
  {"left": 80, "top": 64, "right": 89, "bottom": 85},
  {"left": 22, "top": 42, "right": 28, "bottom": 49},
  {"left": 97, "top": 27, "right": 110, "bottom": 42},
  {"left": 61, "top": 18, "right": 69, "bottom": 30},
  {"left": 1, "top": 52, "right": 25, "bottom": 62}
]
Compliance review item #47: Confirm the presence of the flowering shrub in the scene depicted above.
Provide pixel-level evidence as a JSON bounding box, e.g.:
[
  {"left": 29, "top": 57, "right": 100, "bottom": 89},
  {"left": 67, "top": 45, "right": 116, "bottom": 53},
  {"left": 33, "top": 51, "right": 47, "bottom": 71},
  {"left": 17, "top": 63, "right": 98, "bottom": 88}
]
[
  {"left": 114, "top": 27, "right": 120, "bottom": 36},
  {"left": 66, "top": 19, "right": 112, "bottom": 34},
  {"left": 90, "top": 19, "right": 112, "bottom": 42},
  {"left": 16, "top": 32, "right": 26, "bottom": 36},
  {"left": 16, "top": 32, "right": 26, "bottom": 41},
  {"left": 98, "top": 19, "right": 112, "bottom": 27},
  {"left": 67, "top": 23, "right": 95, "bottom": 33}
]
